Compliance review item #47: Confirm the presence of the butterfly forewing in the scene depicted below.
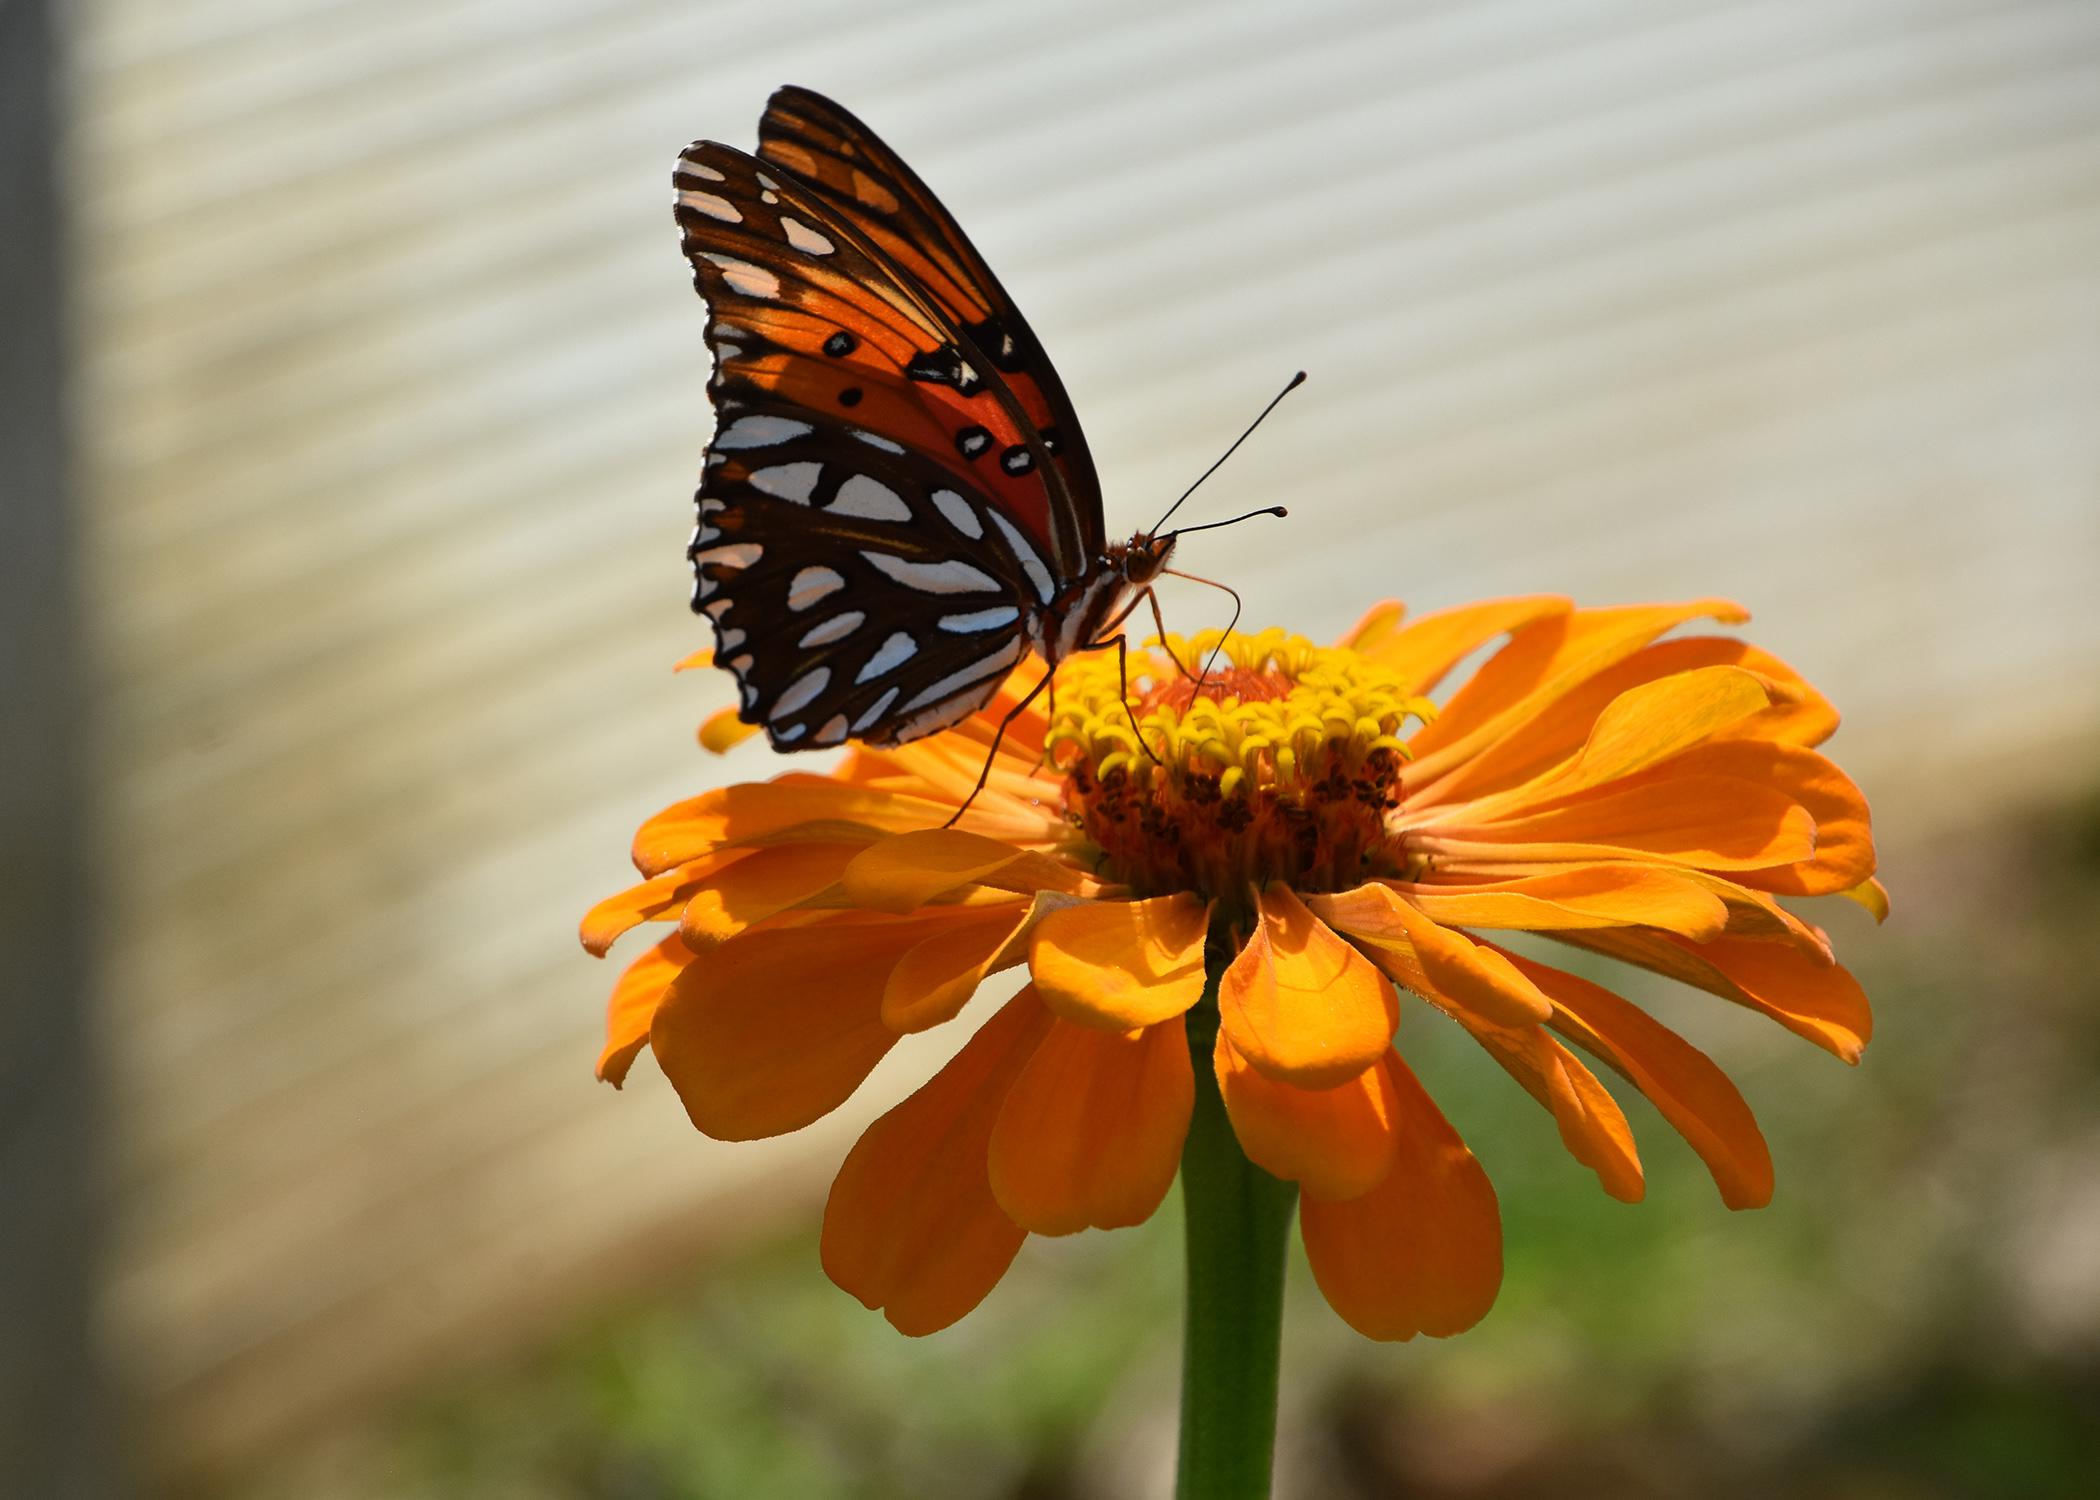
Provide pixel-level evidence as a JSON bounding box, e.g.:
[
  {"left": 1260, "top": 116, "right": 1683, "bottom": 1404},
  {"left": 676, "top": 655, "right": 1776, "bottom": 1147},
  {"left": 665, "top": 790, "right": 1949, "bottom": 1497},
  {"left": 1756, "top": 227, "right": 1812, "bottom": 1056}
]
[
  {"left": 757, "top": 87, "right": 1104, "bottom": 569},
  {"left": 677, "top": 140, "right": 1079, "bottom": 564}
]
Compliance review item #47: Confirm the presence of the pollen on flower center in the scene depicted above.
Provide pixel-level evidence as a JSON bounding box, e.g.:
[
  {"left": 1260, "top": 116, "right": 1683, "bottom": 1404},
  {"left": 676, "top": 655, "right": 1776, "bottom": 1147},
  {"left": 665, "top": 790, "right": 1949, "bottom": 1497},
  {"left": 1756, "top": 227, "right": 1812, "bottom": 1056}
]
[{"left": 1044, "top": 628, "right": 1436, "bottom": 899}]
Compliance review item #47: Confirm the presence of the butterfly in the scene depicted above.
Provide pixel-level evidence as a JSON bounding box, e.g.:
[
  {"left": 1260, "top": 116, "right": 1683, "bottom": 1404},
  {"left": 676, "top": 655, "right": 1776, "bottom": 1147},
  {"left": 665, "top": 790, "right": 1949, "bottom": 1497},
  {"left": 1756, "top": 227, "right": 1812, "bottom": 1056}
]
[{"left": 674, "top": 86, "right": 1200, "bottom": 754}]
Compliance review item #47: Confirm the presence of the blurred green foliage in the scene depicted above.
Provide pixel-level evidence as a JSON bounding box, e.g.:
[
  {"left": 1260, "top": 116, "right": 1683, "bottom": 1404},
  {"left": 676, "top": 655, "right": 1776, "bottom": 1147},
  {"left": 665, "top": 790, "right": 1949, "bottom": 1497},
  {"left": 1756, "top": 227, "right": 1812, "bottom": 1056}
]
[{"left": 231, "top": 796, "right": 2100, "bottom": 1500}]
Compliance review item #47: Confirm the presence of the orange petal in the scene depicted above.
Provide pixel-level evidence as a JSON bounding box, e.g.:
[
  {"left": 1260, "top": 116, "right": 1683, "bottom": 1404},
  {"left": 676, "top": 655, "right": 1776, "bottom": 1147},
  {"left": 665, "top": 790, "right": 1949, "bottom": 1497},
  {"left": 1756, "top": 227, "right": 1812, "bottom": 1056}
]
[
  {"left": 673, "top": 647, "right": 713, "bottom": 671},
  {"left": 650, "top": 921, "right": 926, "bottom": 1140},
  {"left": 838, "top": 742, "right": 1060, "bottom": 838},
  {"left": 631, "top": 777, "right": 954, "bottom": 876},
  {"left": 1561, "top": 928, "right": 1872, "bottom": 1062},
  {"left": 1405, "top": 599, "right": 1749, "bottom": 785},
  {"left": 1544, "top": 665, "right": 1775, "bottom": 796},
  {"left": 987, "top": 1013, "right": 1193, "bottom": 1235},
  {"left": 1673, "top": 869, "right": 1834, "bottom": 962},
  {"left": 1215, "top": 1029, "right": 1399, "bottom": 1201},
  {"left": 1423, "top": 775, "right": 1815, "bottom": 871},
  {"left": 1460, "top": 1019, "right": 1644, "bottom": 1203},
  {"left": 1645, "top": 741, "right": 1877, "bottom": 897},
  {"left": 1220, "top": 886, "right": 1400, "bottom": 1087},
  {"left": 1496, "top": 947, "right": 1773, "bottom": 1209},
  {"left": 579, "top": 849, "right": 750, "bottom": 956},
  {"left": 1397, "top": 866, "right": 1729, "bottom": 942},
  {"left": 678, "top": 841, "right": 866, "bottom": 946},
  {"left": 1309, "top": 883, "right": 1552, "bottom": 1028},
  {"left": 840, "top": 827, "right": 1081, "bottom": 913},
  {"left": 1843, "top": 876, "right": 1891, "bottom": 923},
  {"left": 699, "top": 706, "right": 761, "bottom": 754},
  {"left": 597, "top": 931, "right": 692, "bottom": 1086},
  {"left": 821, "top": 989, "right": 1053, "bottom": 1335},
  {"left": 1029, "top": 893, "right": 1211, "bottom": 1030},
  {"left": 1336, "top": 599, "right": 1406, "bottom": 653},
  {"left": 1300, "top": 1053, "right": 1502, "bottom": 1340},
  {"left": 1427, "top": 636, "right": 1839, "bottom": 804},
  {"left": 882, "top": 900, "right": 1040, "bottom": 1033},
  {"left": 1345, "top": 595, "right": 1572, "bottom": 695}
]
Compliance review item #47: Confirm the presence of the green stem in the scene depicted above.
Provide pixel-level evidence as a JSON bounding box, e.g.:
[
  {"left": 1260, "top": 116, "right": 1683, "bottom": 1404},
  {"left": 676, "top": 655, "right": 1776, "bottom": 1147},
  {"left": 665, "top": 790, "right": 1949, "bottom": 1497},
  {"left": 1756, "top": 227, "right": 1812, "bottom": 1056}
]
[{"left": 1176, "top": 982, "right": 1299, "bottom": 1500}]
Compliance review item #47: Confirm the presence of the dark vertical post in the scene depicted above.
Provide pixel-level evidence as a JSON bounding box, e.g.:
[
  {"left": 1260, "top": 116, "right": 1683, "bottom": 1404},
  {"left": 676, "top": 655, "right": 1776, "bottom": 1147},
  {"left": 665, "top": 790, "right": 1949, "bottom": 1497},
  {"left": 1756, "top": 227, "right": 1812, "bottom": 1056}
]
[{"left": 0, "top": 4, "right": 128, "bottom": 1495}]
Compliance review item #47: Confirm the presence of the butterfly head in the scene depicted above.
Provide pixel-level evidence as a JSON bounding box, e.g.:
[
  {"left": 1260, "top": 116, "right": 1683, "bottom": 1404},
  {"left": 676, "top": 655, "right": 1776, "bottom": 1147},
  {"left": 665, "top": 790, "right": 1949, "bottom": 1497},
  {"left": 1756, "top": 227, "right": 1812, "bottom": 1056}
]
[{"left": 1111, "top": 531, "right": 1178, "bottom": 589}]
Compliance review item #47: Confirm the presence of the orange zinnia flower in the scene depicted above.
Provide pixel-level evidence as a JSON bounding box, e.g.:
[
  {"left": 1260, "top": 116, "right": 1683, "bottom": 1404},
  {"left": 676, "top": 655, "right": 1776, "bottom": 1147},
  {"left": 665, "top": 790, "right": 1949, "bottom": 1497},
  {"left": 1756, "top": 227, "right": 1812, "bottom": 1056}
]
[{"left": 584, "top": 596, "right": 1882, "bottom": 1340}]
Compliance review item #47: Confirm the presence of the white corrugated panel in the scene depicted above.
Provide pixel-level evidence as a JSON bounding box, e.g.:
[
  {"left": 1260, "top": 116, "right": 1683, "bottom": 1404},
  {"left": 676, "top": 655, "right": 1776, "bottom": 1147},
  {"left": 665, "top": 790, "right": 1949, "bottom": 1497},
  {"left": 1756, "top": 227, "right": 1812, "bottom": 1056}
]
[{"left": 70, "top": 0, "right": 2100, "bottom": 1477}]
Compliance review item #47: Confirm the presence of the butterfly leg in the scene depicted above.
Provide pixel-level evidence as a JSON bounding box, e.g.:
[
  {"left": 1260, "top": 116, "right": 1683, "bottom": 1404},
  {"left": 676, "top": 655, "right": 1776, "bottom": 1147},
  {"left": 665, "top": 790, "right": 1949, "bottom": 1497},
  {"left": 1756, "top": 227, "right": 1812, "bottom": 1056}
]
[
  {"left": 1072, "top": 623, "right": 1164, "bottom": 768},
  {"left": 941, "top": 667, "right": 1056, "bottom": 830},
  {"left": 1140, "top": 586, "right": 1201, "bottom": 682}
]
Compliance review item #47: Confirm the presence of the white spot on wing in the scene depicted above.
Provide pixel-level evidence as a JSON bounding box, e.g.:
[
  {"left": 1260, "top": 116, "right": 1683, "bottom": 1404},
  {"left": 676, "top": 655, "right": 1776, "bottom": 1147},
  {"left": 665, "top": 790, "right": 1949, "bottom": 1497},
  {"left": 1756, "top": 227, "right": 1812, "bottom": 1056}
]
[
  {"left": 781, "top": 216, "right": 836, "bottom": 255},
  {"left": 770, "top": 667, "right": 831, "bottom": 721},
  {"left": 680, "top": 189, "right": 741, "bottom": 222},
  {"left": 828, "top": 474, "right": 911, "bottom": 522},
  {"left": 939, "top": 606, "right": 1021, "bottom": 633},
  {"left": 854, "top": 431, "right": 905, "bottom": 455},
  {"left": 856, "top": 632, "right": 917, "bottom": 683},
  {"left": 860, "top": 551, "right": 1002, "bottom": 594},
  {"left": 703, "top": 254, "right": 780, "bottom": 299},
  {"left": 682, "top": 160, "right": 726, "bottom": 182},
  {"left": 798, "top": 611, "right": 864, "bottom": 647},
  {"left": 852, "top": 685, "right": 901, "bottom": 732},
  {"left": 715, "top": 415, "right": 811, "bottom": 449},
  {"left": 749, "top": 462, "right": 822, "bottom": 502},
  {"left": 901, "top": 639, "right": 1024, "bottom": 713},
  {"left": 691, "top": 543, "right": 763, "bottom": 570},
  {"left": 788, "top": 567, "right": 845, "bottom": 610},
  {"left": 986, "top": 510, "right": 1056, "bottom": 605},
  {"left": 813, "top": 715, "right": 850, "bottom": 745},
  {"left": 931, "top": 489, "right": 983, "bottom": 539}
]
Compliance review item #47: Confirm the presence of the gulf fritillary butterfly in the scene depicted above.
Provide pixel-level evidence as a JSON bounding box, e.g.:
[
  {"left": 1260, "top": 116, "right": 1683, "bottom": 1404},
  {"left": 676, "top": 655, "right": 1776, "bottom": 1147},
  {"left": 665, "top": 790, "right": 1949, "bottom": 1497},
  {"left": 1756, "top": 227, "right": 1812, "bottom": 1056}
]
[{"left": 676, "top": 87, "right": 1254, "bottom": 754}]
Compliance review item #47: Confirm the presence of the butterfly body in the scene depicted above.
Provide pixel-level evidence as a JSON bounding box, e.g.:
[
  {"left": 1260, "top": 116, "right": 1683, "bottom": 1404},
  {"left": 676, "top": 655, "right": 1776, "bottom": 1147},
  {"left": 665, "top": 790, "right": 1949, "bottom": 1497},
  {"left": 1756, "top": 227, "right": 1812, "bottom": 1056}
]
[{"left": 675, "top": 87, "right": 1161, "bottom": 751}]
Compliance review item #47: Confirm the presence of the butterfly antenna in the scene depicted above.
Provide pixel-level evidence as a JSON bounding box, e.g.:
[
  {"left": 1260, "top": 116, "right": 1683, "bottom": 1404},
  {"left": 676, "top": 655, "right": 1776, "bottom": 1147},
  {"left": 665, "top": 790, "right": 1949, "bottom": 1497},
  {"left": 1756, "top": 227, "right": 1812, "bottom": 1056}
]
[
  {"left": 1149, "top": 370, "right": 1307, "bottom": 537},
  {"left": 1165, "top": 505, "right": 1288, "bottom": 540}
]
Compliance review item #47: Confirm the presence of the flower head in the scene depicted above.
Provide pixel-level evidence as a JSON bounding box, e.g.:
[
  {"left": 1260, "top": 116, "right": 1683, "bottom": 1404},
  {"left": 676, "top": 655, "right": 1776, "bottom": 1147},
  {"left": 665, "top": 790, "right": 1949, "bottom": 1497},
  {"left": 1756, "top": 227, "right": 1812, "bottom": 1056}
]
[{"left": 585, "top": 596, "right": 1882, "bottom": 1339}]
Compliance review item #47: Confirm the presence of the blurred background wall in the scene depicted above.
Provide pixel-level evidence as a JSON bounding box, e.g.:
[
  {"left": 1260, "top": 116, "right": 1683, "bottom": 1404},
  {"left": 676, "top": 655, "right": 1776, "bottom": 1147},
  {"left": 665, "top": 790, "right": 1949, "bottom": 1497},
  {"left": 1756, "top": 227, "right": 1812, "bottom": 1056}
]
[
  {"left": 17, "top": 0, "right": 2100, "bottom": 1493},
  {"left": 3, "top": 2, "right": 119, "bottom": 1496}
]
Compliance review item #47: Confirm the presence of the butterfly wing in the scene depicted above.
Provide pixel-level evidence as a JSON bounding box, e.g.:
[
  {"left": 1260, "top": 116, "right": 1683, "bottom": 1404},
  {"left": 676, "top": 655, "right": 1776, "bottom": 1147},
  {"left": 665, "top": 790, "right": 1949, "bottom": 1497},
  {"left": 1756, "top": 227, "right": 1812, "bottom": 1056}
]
[
  {"left": 675, "top": 142, "right": 1070, "bottom": 746},
  {"left": 757, "top": 86, "right": 1105, "bottom": 572}
]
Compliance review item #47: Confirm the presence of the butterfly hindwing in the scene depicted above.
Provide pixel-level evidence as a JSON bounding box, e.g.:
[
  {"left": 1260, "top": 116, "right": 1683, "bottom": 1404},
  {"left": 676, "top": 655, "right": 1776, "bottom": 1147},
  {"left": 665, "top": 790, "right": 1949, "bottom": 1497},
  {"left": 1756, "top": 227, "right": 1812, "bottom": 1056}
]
[{"left": 691, "top": 400, "right": 1059, "bottom": 748}]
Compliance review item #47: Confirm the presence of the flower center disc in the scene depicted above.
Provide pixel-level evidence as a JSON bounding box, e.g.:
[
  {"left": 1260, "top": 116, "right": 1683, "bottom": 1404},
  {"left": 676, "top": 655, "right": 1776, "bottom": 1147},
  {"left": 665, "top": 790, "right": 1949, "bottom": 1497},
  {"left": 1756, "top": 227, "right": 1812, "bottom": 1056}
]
[{"left": 1045, "top": 629, "right": 1436, "bottom": 900}]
